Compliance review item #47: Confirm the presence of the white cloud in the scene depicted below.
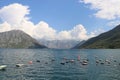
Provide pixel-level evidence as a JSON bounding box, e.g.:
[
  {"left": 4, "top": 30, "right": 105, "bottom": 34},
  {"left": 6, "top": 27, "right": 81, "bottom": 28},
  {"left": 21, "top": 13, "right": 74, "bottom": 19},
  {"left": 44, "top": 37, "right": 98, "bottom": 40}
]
[
  {"left": 57, "top": 24, "right": 101, "bottom": 40},
  {"left": 33, "top": 22, "right": 94, "bottom": 41},
  {"left": 0, "top": 22, "right": 11, "bottom": 32},
  {"left": 70, "top": 24, "right": 88, "bottom": 40},
  {"left": 79, "top": 0, "right": 120, "bottom": 20},
  {"left": 18, "top": 19, "right": 35, "bottom": 36},
  {"left": 0, "top": 3, "right": 29, "bottom": 25},
  {"left": 0, "top": 3, "right": 102, "bottom": 41},
  {"left": 33, "top": 21, "right": 56, "bottom": 40},
  {"left": 58, "top": 31, "right": 71, "bottom": 40},
  {"left": 88, "top": 28, "right": 105, "bottom": 38},
  {"left": 107, "top": 20, "right": 120, "bottom": 27},
  {"left": 57, "top": 24, "right": 88, "bottom": 40}
]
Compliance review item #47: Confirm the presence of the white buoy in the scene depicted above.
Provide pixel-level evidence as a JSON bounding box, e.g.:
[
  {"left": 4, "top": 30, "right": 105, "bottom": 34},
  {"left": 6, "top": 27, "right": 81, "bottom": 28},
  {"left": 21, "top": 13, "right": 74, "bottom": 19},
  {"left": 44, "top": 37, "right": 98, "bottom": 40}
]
[
  {"left": 16, "top": 64, "right": 24, "bottom": 67},
  {"left": 0, "top": 65, "right": 7, "bottom": 70}
]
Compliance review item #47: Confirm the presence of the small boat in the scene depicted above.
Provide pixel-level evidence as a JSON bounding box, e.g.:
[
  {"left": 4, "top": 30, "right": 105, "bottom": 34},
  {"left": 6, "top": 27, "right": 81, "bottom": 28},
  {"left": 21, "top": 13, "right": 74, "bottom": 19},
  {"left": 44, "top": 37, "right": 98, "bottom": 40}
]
[
  {"left": 83, "top": 60, "right": 88, "bottom": 63},
  {"left": 60, "top": 62, "right": 65, "bottom": 65},
  {"left": 82, "top": 62, "right": 88, "bottom": 65},
  {"left": 105, "top": 60, "right": 110, "bottom": 64},
  {"left": 66, "top": 61, "right": 69, "bottom": 63},
  {"left": 100, "top": 62, "right": 104, "bottom": 65},
  {"left": 69, "top": 59, "right": 75, "bottom": 63},
  {"left": 36, "top": 60, "right": 40, "bottom": 62},
  {"left": 96, "top": 60, "right": 99, "bottom": 63},
  {"left": 16, "top": 64, "right": 24, "bottom": 67},
  {"left": 105, "top": 60, "right": 109, "bottom": 62},
  {"left": 81, "top": 60, "right": 88, "bottom": 65},
  {"left": 45, "top": 62, "right": 48, "bottom": 64},
  {"left": 0, "top": 65, "right": 7, "bottom": 70},
  {"left": 51, "top": 59, "right": 55, "bottom": 62}
]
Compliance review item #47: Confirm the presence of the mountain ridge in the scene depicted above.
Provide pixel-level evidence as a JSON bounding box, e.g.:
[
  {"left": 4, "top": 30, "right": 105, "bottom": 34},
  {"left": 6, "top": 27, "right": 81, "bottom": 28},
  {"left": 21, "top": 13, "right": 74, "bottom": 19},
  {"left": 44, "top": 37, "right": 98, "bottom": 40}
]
[
  {"left": 0, "top": 30, "right": 47, "bottom": 48},
  {"left": 75, "top": 24, "right": 120, "bottom": 49}
]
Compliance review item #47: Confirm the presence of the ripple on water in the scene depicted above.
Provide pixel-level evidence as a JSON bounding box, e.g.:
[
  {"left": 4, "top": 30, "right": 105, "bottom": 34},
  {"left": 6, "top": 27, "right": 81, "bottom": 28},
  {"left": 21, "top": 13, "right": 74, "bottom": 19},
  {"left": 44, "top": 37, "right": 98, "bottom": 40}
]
[{"left": 0, "top": 49, "right": 120, "bottom": 80}]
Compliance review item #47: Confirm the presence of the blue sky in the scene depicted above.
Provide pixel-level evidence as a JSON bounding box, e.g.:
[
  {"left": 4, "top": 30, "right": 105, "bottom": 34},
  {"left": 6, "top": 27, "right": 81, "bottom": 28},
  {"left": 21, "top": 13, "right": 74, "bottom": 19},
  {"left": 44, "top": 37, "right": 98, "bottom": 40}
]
[
  {"left": 0, "top": 0, "right": 104, "bottom": 31},
  {"left": 0, "top": 0, "right": 120, "bottom": 40}
]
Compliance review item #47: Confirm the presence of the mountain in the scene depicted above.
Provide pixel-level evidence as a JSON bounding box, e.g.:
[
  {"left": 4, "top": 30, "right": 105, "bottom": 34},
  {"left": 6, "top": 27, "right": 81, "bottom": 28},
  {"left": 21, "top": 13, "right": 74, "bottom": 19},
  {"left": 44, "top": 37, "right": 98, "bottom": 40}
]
[
  {"left": 72, "top": 40, "right": 86, "bottom": 49},
  {"left": 39, "top": 40, "right": 80, "bottom": 49},
  {"left": 75, "top": 24, "right": 120, "bottom": 49},
  {"left": 0, "top": 30, "right": 47, "bottom": 48}
]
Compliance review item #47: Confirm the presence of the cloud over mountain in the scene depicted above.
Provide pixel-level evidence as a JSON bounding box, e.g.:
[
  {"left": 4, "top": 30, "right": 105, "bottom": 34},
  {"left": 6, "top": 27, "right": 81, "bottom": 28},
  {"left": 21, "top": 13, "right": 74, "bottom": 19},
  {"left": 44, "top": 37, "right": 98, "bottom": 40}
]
[{"left": 0, "top": 3, "right": 100, "bottom": 41}]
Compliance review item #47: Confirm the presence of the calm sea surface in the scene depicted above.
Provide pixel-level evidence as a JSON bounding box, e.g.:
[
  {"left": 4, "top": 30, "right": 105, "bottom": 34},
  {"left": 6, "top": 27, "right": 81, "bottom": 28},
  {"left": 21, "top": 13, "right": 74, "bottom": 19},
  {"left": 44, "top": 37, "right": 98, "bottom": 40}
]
[{"left": 0, "top": 49, "right": 120, "bottom": 80}]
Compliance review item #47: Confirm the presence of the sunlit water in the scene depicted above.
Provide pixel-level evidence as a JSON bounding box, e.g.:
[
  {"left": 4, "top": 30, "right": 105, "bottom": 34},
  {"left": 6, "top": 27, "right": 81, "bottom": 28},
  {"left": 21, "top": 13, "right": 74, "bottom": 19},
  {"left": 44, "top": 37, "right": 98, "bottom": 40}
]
[{"left": 0, "top": 49, "right": 120, "bottom": 80}]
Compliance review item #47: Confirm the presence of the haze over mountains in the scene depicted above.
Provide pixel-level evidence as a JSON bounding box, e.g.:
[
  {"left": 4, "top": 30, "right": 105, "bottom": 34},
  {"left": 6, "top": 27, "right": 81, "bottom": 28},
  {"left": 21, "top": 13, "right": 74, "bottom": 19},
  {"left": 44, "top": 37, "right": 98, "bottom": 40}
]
[
  {"left": 39, "top": 40, "right": 80, "bottom": 49},
  {"left": 0, "top": 30, "right": 46, "bottom": 48},
  {"left": 75, "top": 24, "right": 120, "bottom": 49}
]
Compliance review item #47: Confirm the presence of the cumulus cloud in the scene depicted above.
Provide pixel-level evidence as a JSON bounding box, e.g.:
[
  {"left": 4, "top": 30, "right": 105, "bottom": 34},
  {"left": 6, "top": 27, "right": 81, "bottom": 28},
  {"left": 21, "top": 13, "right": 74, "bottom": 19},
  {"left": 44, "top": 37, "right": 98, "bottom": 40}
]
[
  {"left": 57, "top": 24, "right": 89, "bottom": 40},
  {"left": 0, "top": 3, "right": 101, "bottom": 41},
  {"left": 0, "top": 3, "right": 30, "bottom": 25},
  {"left": 33, "top": 21, "right": 56, "bottom": 40},
  {"left": 79, "top": 0, "right": 120, "bottom": 20},
  {"left": 58, "top": 31, "right": 71, "bottom": 40},
  {"left": 70, "top": 24, "right": 88, "bottom": 40}
]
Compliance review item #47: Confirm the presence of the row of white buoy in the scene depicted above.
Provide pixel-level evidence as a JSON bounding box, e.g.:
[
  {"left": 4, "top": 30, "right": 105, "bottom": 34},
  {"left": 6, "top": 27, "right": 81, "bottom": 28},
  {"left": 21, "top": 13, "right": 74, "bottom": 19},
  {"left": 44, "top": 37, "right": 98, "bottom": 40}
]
[
  {"left": 60, "top": 56, "right": 89, "bottom": 65},
  {"left": 94, "top": 55, "right": 120, "bottom": 66},
  {"left": 0, "top": 61, "right": 33, "bottom": 71},
  {"left": 0, "top": 55, "right": 119, "bottom": 71},
  {"left": 60, "top": 55, "right": 120, "bottom": 66}
]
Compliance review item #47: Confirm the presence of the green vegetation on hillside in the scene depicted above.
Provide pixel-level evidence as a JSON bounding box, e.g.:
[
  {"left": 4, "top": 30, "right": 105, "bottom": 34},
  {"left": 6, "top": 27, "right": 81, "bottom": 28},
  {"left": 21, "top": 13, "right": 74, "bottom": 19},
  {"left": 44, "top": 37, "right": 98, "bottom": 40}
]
[{"left": 76, "top": 24, "right": 120, "bottom": 49}]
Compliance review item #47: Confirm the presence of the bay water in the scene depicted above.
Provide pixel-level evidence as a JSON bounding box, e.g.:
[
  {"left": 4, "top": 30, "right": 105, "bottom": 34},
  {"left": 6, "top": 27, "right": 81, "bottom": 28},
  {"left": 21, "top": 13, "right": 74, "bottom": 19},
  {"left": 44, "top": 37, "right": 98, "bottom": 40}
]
[{"left": 0, "top": 49, "right": 120, "bottom": 80}]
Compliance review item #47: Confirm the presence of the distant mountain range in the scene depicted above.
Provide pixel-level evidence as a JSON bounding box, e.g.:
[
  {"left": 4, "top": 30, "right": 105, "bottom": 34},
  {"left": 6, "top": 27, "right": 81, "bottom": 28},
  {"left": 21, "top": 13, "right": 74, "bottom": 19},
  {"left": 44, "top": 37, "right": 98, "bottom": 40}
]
[
  {"left": 0, "top": 30, "right": 47, "bottom": 48},
  {"left": 1, "top": 24, "right": 120, "bottom": 49},
  {"left": 75, "top": 24, "right": 120, "bottom": 49},
  {"left": 39, "top": 40, "right": 80, "bottom": 49}
]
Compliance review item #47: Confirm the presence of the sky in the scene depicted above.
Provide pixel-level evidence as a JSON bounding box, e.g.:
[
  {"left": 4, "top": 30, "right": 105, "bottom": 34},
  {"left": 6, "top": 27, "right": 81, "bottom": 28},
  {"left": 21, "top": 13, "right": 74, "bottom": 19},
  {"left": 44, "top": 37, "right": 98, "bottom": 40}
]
[{"left": 0, "top": 0, "right": 120, "bottom": 41}]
